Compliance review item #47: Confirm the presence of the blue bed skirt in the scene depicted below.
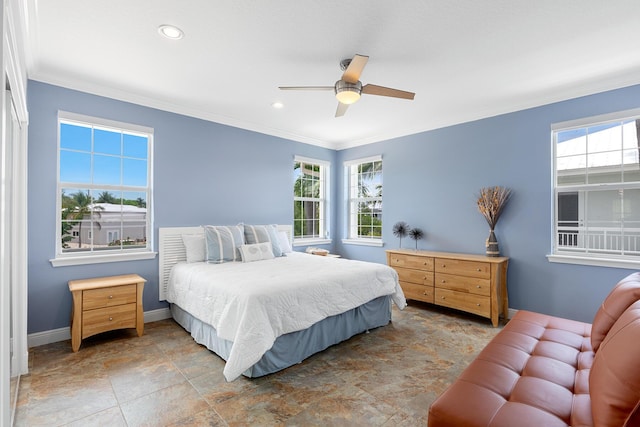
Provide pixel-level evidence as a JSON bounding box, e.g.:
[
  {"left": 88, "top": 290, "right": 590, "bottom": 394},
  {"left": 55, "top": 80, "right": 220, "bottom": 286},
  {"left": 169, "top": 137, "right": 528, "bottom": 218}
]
[{"left": 171, "top": 295, "right": 392, "bottom": 378}]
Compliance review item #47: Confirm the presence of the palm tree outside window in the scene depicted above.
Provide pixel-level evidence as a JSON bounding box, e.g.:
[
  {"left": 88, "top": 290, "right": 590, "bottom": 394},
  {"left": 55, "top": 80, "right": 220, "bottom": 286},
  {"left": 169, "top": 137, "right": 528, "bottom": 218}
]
[
  {"left": 293, "top": 156, "right": 329, "bottom": 243},
  {"left": 345, "top": 156, "right": 383, "bottom": 242},
  {"left": 56, "top": 111, "right": 153, "bottom": 263}
]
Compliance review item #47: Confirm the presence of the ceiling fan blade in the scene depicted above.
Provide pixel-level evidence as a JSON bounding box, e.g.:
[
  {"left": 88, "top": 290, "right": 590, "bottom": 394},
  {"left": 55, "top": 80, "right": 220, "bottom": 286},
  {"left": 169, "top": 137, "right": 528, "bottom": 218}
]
[
  {"left": 362, "top": 84, "right": 415, "bottom": 100},
  {"left": 279, "top": 86, "right": 334, "bottom": 91},
  {"left": 342, "top": 54, "right": 369, "bottom": 84},
  {"left": 335, "top": 102, "right": 349, "bottom": 117}
]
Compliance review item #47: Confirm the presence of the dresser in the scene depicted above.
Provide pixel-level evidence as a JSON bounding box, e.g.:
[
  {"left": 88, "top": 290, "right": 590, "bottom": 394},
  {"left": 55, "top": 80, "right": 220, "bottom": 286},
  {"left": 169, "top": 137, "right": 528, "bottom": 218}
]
[
  {"left": 68, "top": 274, "right": 146, "bottom": 351},
  {"left": 386, "top": 250, "right": 508, "bottom": 327}
]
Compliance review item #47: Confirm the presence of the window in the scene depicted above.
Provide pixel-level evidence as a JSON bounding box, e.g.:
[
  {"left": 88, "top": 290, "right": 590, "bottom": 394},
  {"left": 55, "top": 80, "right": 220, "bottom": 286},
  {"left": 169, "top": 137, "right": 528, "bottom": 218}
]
[
  {"left": 53, "top": 112, "right": 155, "bottom": 266},
  {"left": 550, "top": 109, "right": 640, "bottom": 268},
  {"left": 293, "top": 156, "right": 330, "bottom": 244},
  {"left": 344, "top": 156, "right": 383, "bottom": 246}
]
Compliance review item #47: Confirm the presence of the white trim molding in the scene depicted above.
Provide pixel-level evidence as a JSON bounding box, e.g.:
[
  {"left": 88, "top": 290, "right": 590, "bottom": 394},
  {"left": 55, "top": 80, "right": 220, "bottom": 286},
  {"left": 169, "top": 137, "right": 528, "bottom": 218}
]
[
  {"left": 342, "top": 238, "right": 385, "bottom": 247},
  {"left": 50, "top": 251, "right": 157, "bottom": 267},
  {"left": 547, "top": 254, "right": 640, "bottom": 270},
  {"left": 27, "top": 307, "right": 172, "bottom": 348},
  {"left": 292, "top": 238, "right": 331, "bottom": 247}
]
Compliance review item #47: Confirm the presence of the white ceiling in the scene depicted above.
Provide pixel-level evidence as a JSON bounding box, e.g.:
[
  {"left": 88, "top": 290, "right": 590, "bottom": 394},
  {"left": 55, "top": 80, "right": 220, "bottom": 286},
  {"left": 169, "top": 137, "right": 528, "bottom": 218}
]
[{"left": 24, "top": 0, "right": 640, "bottom": 150}]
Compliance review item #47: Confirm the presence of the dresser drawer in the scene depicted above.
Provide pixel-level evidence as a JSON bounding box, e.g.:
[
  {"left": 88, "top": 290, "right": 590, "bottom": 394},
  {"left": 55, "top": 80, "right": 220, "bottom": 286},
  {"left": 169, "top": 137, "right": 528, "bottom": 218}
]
[
  {"left": 435, "top": 273, "right": 491, "bottom": 296},
  {"left": 434, "top": 258, "right": 490, "bottom": 279},
  {"left": 435, "top": 288, "right": 491, "bottom": 318},
  {"left": 83, "top": 284, "right": 137, "bottom": 310},
  {"left": 388, "top": 253, "right": 434, "bottom": 270},
  {"left": 82, "top": 303, "right": 137, "bottom": 339},
  {"left": 400, "top": 282, "right": 434, "bottom": 303},
  {"left": 394, "top": 267, "right": 434, "bottom": 286}
]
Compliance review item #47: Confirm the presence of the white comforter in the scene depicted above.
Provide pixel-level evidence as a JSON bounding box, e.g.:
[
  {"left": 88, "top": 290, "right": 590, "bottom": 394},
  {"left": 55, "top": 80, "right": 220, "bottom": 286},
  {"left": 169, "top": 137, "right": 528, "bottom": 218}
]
[{"left": 166, "top": 252, "right": 406, "bottom": 381}]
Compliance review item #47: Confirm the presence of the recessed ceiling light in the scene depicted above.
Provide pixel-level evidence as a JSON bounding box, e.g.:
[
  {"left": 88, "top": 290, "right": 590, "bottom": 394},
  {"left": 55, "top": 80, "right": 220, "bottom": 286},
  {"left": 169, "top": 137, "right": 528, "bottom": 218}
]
[
  {"left": 158, "top": 24, "right": 184, "bottom": 40},
  {"left": 271, "top": 102, "right": 284, "bottom": 109}
]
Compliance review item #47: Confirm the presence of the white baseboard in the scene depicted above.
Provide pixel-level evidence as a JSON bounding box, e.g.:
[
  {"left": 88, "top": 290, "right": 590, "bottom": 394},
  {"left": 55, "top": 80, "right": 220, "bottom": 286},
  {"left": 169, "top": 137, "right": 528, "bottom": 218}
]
[
  {"left": 507, "top": 308, "right": 518, "bottom": 319},
  {"left": 144, "top": 307, "right": 172, "bottom": 323},
  {"left": 27, "top": 307, "right": 172, "bottom": 348}
]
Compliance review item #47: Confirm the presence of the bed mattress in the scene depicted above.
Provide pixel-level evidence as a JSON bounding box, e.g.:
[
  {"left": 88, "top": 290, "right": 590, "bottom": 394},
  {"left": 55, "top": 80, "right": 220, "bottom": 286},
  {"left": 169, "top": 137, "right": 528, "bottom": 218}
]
[
  {"left": 171, "top": 295, "right": 392, "bottom": 378},
  {"left": 167, "top": 252, "right": 405, "bottom": 381}
]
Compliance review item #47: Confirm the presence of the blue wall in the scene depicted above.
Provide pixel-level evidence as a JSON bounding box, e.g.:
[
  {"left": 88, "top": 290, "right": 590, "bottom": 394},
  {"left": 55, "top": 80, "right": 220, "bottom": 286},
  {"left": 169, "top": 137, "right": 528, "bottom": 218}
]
[
  {"left": 27, "top": 81, "right": 334, "bottom": 333},
  {"left": 27, "top": 80, "right": 640, "bottom": 334},
  {"left": 336, "top": 84, "right": 640, "bottom": 323}
]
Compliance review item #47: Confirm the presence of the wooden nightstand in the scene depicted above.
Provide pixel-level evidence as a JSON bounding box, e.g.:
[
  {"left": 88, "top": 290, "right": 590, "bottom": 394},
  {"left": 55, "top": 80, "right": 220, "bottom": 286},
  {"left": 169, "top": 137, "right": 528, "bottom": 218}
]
[{"left": 68, "top": 274, "right": 146, "bottom": 352}]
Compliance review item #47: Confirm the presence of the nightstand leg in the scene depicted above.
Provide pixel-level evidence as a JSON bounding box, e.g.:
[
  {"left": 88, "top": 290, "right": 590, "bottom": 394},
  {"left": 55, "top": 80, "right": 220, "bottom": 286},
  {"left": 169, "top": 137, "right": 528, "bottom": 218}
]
[
  {"left": 135, "top": 282, "right": 145, "bottom": 336},
  {"left": 70, "top": 290, "right": 82, "bottom": 352}
]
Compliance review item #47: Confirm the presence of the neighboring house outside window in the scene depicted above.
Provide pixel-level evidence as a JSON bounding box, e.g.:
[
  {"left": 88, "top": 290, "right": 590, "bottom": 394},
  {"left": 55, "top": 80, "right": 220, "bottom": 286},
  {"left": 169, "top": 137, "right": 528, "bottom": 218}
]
[
  {"left": 293, "top": 156, "right": 330, "bottom": 246},
  {"left": 53, "top": 111, "right": 155, "bottom": 266},
  {"left": 343, "top": 155, "right": 383, "bottom": 246},
  {"left": 549, "top": 108, "right": 640, "bottom": 269}
]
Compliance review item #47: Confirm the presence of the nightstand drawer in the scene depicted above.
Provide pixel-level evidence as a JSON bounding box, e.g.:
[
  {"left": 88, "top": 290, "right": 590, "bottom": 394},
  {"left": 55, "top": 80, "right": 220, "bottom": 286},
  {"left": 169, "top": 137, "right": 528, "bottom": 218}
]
[
  {"left": 388, "top": 253, "right": 434, "bottom": 270},
  {"left": 394, "top": 267, "right": 434, "bottom": 286},
  {"left": 435, "top": 273, "right": 491, "bottom": 296},
  {"left": 435, "top": 288, "right": 490, "bottom": 317},
  {"left": 435, "top": 258, "right": 490, "bottom": 279},
  {"left": 82, "top": 303, "right": 137, "bottom": 339},
  {"left": 83, "top": 284, "right": 137, "bottom": 310},
  {"left": 400, "top": 282, "right": 434, "bottom": 303}
]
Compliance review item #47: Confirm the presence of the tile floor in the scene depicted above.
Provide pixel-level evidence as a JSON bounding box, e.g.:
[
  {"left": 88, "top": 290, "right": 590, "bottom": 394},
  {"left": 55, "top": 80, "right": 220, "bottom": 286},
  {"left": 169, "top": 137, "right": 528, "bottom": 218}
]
[{"left": 15, "top": 303, "right": 502, "bottom": 426}]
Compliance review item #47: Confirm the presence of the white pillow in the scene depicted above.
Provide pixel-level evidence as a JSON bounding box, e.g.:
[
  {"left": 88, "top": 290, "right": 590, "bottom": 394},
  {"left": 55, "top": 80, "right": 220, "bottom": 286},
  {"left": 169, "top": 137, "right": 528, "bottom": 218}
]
[
  {"left": 239, "top": 242, "right": 275, "bottom": 263},
  {"left": 182, "top": 234, "right": 206, "bottom": 263},
  {"left": 277, "top": 231, "right": 292, "bottom": 253}
]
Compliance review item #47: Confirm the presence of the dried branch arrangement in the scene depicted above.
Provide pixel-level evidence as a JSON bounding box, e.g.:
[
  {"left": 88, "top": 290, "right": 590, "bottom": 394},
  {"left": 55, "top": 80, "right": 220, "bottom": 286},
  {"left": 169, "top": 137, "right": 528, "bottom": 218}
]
[{"left": 477, "top": 186, "right": 512, "bottom": 230}]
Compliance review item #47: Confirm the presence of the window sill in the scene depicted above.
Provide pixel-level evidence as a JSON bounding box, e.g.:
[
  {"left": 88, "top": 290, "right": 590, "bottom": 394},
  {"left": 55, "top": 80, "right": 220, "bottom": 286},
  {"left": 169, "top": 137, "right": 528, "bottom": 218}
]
[
  {"left": 292, "top": 238, "right": 332, "bottom": 247},
  {"left": 50, "top": 251, "right": 157, "bottom": 267},
  {"left": 547, "top": 253, "right": 640, "bottom": 270},
  {"left": 342, "top": 238, "right": 384, "bottom": 247}
]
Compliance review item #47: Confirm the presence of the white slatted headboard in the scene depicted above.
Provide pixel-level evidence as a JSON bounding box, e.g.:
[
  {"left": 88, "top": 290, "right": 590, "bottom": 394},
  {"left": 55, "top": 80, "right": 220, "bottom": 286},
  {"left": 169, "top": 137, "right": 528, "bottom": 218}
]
[{"left": 158, "top": 225, "right": 293, "bottom": 300}]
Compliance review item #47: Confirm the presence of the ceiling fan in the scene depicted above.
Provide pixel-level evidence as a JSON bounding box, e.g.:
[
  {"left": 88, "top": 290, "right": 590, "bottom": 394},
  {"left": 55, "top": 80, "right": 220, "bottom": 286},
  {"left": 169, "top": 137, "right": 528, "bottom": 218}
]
[{"left": 279, "top": 54, "right": 415, "bottom": 117}]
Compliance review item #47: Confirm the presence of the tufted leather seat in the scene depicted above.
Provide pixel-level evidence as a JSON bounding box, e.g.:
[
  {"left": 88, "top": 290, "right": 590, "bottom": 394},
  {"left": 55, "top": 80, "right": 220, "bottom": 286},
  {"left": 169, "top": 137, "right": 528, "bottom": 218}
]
[{"left": 428, "top": 272, "right": 640, "bottom": 427}]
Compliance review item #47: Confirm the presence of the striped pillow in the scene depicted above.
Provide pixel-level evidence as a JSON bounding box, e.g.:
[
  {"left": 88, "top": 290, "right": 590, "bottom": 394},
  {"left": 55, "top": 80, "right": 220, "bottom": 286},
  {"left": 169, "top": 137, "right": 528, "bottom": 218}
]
[
  {"left": 243, "top": 224, "right": 283, "bottom": 257},
  {"left": 204, "top": 225, "right": 245, "bottom": 263}
]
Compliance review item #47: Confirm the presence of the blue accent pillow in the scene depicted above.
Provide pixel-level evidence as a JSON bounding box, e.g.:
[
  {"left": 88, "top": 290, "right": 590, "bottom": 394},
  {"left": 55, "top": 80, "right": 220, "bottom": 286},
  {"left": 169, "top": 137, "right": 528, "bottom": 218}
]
[
  {"left": 204, "top": 225, "right": 245, "bottom": 263},
  {"left": 243, "top": 224, "right": 283, "bottom": 257}
]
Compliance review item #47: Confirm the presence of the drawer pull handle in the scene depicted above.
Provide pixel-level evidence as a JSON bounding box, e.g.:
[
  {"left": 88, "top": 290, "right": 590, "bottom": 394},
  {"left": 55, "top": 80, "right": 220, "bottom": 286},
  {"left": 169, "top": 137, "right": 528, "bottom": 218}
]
[
  {"left": 476, "top": 285, "right": 481, "bottom": 288},
  {"left": 442, "top": 264, "right": 446, "bottom": 268},
  {"left": 108, "top": 295, "right": 113, "bottom": 299},
  {"left": 441, "top": 280, "right": 446, "bottom": 283},
  {"left": 109, "top": 317, "right": 113, "bottom": 321},
  {"left": 441, "top": 296, "right": 446, "bottom": 300},
  {"left": 477, "top": 268, "right": 481, "bottom": 272},
  {"left": 476, "top": 303, "right": 481, "bottom": 307}
]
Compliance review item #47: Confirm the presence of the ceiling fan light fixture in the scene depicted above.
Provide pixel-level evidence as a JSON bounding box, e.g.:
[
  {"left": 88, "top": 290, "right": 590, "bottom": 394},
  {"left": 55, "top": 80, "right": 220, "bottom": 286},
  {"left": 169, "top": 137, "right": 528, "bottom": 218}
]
[
  {"left": 335, "top": 80, "right": 362, "bottom": 105},
  {"left": 158, "top": 24, "right": 184, "bottom": 40}
]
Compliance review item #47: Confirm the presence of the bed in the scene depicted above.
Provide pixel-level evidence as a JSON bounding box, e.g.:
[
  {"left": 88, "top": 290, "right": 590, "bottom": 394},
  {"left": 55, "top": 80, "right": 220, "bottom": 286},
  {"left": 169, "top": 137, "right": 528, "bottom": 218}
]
[{"left": 158, "top": 225, "right": 406, "bottom": 381}]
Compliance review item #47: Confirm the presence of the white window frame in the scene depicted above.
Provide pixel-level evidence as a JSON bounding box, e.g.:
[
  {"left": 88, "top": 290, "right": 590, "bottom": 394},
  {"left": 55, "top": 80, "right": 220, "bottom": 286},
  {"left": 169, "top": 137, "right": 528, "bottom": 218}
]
[
  {"left": 51, "top": 111, "right": 156, "bottom": 266},
  {"left": 293, "top": 156, "right": 331, "bottom": 246},
  {"left": 548, "top": 108, "right": 640, "bottom": 269},
  {"left": 342, "top": 155, "right": 384, "bottom": 247}
]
